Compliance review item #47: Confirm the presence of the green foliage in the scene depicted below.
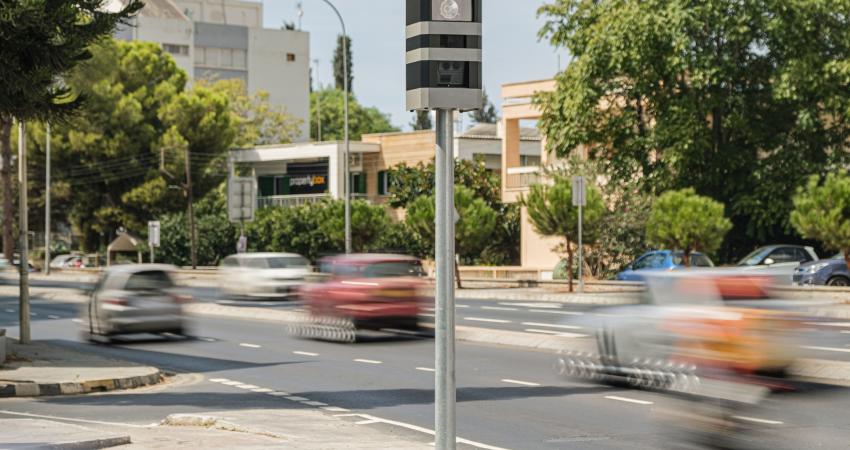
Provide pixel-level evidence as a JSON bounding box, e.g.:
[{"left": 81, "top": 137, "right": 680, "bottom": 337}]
[
  {"left": 405, "top": 186, "right": 498, "bottom": 263},
  {"left": 158, "top": 186, "right": 239, "bottom": 267},
  {"left": 646, "top": 188, "right": 732, "bottom": 264},
  {"left": 387, "top": 159, "right": 500, "bottom": 209},
  {"left": 411, "top": 111, "right": 433, "bottom": 131},
  {"left": 333, "top": 35, "right": 353, "bottom": 92},
  {"left": 522, "top": 174, "right": 605, "bottom": 250},
  {"left": 309, "top": 89, "right": 397, "bottom": 141},
  {"left": 471, "top": 89, "right": 498, "bottom": 124},
  {"left": 536, "top": 0, "right": 850, "bottom": 260},
  {"left": 791, "top": 172, "right": 850, "bottom": 266}
]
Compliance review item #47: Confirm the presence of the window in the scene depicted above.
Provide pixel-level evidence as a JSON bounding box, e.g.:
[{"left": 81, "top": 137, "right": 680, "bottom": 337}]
[
  {"left": 162, "top": 43, "right": 189, "bottom": 57},
  {"left": 691, "top": 254, "right": 713, "bottom": 267},
  {"left": 363, "top": 261, "right": 425, "bottom": 278},
  {"left": 286, "top": 53, "right": 296, "bottom": 62},
  {"left": 266, "top": 256, "right": 309, "bottom": 268},
  {"left": 520, "top": 155, "right": 541, "bottom": 166},
  {"left": 220, "top": 48, "right": 233, "bottom": 68},
  {"left": 125, "top": 271, "right": 174, "bottom": 291},
  {"left": 221, "top": 257, "right": 239, "bottom": 268},
  {"left": 794, "top": 248, "right": 813, "bottom": 263},
  {"left": 194, "top": 47, "right": 204, "bottom": 64},
  {"left": 769, "top": 248, "right": 798, "bottom": 263},
  {"left": 351, "top": 173, "right": 367, "bottom": 194},
  {"left": 233, "top": 49, "right": 247, "bottom": 68},
  {"left": 377, "top": 171, "right": 389, "bottom": 196},
  {"left": 204, "top": 47, "right": 219, "bottom": 66}
]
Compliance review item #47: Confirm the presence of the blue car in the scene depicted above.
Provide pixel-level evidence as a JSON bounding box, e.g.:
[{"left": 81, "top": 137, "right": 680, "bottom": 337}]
[
  {"left": 616, "top": 250, "right": 714, "bottom": 281},
  {"left": 793, "top": 254, "right": 850, "bottom": 286}
]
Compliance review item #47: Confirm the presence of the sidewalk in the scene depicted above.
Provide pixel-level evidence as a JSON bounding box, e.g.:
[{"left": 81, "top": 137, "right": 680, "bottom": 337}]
[
  {"left": 0, "top": 340, "right": 161, "bottom": 397},
  {"left": 0, "top": 408, "right": 434, "bottom": 449}
]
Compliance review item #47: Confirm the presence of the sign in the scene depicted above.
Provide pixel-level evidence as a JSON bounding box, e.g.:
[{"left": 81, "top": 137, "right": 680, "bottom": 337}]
[
  {"left": 228, "top": 176, "right": 256, "bottom": 222},
  {"left": 572, "top": 176, "right": 586, "bottom": 207},
  {"left": 406, "top": 0, "right": 482, "bottom": 111},
  {"left": 148, "top": 221, "right": 161, "bottom": 247}
]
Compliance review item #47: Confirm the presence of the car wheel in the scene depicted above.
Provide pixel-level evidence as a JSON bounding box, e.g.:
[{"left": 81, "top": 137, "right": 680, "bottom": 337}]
[{"left": 827, "top": 276, "right": 850, "bottom": 287}]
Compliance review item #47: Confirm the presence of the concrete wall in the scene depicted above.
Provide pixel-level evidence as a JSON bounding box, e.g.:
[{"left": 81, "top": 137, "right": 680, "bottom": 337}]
[
  {"left": 131, "top": 16, "right": 195, "bottom": 78},
  {"left": 248, "top": 27, "right": 310, "bottom": 142},
  {"left": 457, "top": 138, "right": 540, "bottom": 170},
  {"left": 175, "top": 0, "right": 262, "bottom": 27},
  {"left": 520, "top": 206, "right": 563, "bottom": 270}
]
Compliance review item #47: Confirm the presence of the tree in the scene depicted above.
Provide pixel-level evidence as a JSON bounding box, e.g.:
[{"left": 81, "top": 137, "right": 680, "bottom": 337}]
[
  {"left": 791, "top": 172, "right": 850, "bottom": 270},
  {"left": 411, "top": 111, "right": 433, "bottom": 131},
  {"left": 0, "top": 0, "right": 142, "bottom": 259},
  {"left": 646, "top": 188, "right": 732, "bottom": 266},
  {"left": 471, "top": 89, "right": 498, "bottom": 124},
  {"left": 204, "top": 79, "right": 303, "bottom": 146},
  {"left": 536, "top": 0, "right": 850, "bottom": 261},
  {"left": 333, "top": 34, "right": 353, "bottom": 93},
  {"left": 309, "top": 89, "right": 397, "bottom": 140},
  {"left": 406, "top": 186, "right": 498, "bottom": 287},
  {"left": 522, "top": 174, "right": 605, "bottom": 291}
]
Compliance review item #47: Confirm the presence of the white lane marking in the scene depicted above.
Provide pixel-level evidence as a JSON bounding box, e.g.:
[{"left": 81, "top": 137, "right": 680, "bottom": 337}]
[
  {"left": 354, "top": 359, "right": 382, "bottom": 364},
  {"left": 805, "top": 322, "right": 850, "bottom": 328},
  {"left": 48, "top": 315, "right": 60, "bottom": 319},
  {"left": 322, "top": 406, "right": 350, "bottom": 412},
  {"left": 30, "top": 312, "right": 37, "bottom": 317},
  {"left": 209, "top": 378, "right": 230, "bottom": 383},
  {"left": 239, "top": 343, "right": 261, "bottom": 348},
  {"left": 220, "top": 381, "right": 243, "bottom": 386},
  {"left": 456, "top": 304, "right": 470, "bottom": 308},
  {"left": 525, "top": 328, "right": 561, "bottom": 335},
  {"left": 800, "top": 345, "right": 850, "bottom": 353},
  {"left": 501, "top": 379, "right": 541, "bottom": 387},
  {"left": 416, "top": 367, "right": 436, "bottom": 372},
  {"left": 530, "top": 309, "right": 584, "bottom": 316},
  {"left": 199, "top": 337, "right": 217, "bottom": 342},
  {"left": 251, "top": 388, "right": 273, "bottom": 393},
  {"left": 464, "top": 317, "right": 511, "bottom": 324},
  {"left": 301, "top": 400, "right": 328, "bottom": 406},
  {"left": 421, "top": 313, "right": 436, "bottom": 317},
  {"left": 339, "top": 413, "right": 508, "bottom": 450},
  {"left": 841, "top": 331, "right": 850, "bottom": 335},
  {"left": 423, "top": 307, "right": 435, "bottom": 312},
  {"left": 71, "top": 318, "right": 83, "bottom": 323},
  {"left": 267, "top": 391, "right": 290, "bottom": 397},
  {"left": 4, "top": 309, "right": 14, "bottom": 313},
  {"left": 286, "top": 396, "right": 309, "bottom": 402},
  {"left": 236, "top": 384, "right": 260, "bottom": 390},
  {"left": 521, "top": 322, "right": 582, "bottom": 330},
  {"left": 605, "top": 395, "right": 653, "bottom": 405},
  {"left": 500, "top": 302, "right": 558, "bottom": 309},
  {"left": 356, "top": 419, "right": 382, "bottom": 425},
  {"left": 525, "top": 329, "right": 587, "bottom": 338},
  {"left": 293, "top": 351, "right": 319, "bottom": 356},
  {"left": 0, "top": 409, "right": 150, "bottom": 428},
  {"left": 480, "top": 306, "right": 518, "bottom": 311},
  {"left": 732, "top": 415, "right": 784, "bottom": 425}
]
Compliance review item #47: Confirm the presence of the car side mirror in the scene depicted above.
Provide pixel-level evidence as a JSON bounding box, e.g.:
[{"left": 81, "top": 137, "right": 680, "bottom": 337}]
[{"left": 764, "top": 258, "right": 775, "bottom": 266}]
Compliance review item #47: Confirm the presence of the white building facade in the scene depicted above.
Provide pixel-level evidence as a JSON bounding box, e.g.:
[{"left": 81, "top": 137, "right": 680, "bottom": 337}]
[{"left": 114, "top": 0, "right": 310, "bottom": 141}]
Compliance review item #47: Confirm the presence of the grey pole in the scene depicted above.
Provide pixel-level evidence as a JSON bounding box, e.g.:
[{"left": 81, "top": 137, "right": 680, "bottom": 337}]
[
  {"left": 578, "top": 202, "right": 583, "bottom": 293},
  {"left": 435, "top": 109, "right": 456, "bottom": 450},
  {"left": 319, "top": 0, "right": 351, "bottom": 254},
  {"left": 313, "top": 59, "right": 322, "bottom": 142},
  {"left": 44, "top": 122, "right": 50, "bottom": 276},
  {"left": 18, "top": 121, "right": 30, "bottom": 344}
]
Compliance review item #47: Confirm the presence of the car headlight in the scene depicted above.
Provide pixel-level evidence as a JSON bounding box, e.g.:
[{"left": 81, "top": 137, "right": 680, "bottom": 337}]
[{"left": 803, "top": 262, "right": 830, "bottom": 274}]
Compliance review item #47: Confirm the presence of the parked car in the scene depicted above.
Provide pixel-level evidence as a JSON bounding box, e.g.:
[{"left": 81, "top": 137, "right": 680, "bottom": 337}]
[
  {"left": 218, "top": 252, "right": 312, "bottom": 300},
  {"left": 296, "top": 254, "right": 428, "bottom": 340},
  {"left": 49, "top": 254, "right": 75, "bottom": 269},
  {"left": 793, "top": 253, "right": 849, "bottom": 286},
  {"left": 81, "top": 264, "right": 189, "bottom": 340},
  {"left": 616, "top": 250, "right": 714, "bottom": 281},
  {"left": 736, "top": 245, "right": 818, "bottom": 285}
]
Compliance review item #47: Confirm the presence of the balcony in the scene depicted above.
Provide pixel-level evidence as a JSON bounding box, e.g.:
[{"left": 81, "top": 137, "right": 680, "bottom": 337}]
[
  {"left": 258, "top": 194, "right": 329, "bottom": 208},
  {"left": 505, "top": 166, "right": 540, "bottom": 189}
]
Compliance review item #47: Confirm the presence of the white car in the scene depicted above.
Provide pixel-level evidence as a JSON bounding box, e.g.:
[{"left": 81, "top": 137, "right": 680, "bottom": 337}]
[{"left": 218, "top": 253, "right": 312, "bottom": 300}]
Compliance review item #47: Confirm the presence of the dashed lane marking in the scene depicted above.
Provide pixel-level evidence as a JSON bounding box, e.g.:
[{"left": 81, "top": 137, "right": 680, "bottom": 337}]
[
  {"left": 322, "top": 406, "right": 350, "bottom": 412},
  {"left": 416, "top": 367, "right": 436, "bottom": 372},
  {"left": 732, "top": 415, "right": 784, "bottom": 425},
  {"left": 500, "top": 302, "right": 559, "bottom": 309},
  {"left": 804, "top": 322, "right": 850, "bottom": 328},
  {"left": 464, "top": 317, "right": 511, "bottom": 324},
  {"left": 456, "top": 304, "right": 470, "bottom": 308},
  {"left": 524, "top": 329, "right": 587, "bottom": 338},
  {"left": 354, "top": 359, "right": 382, "bottom": 364},
  {"left": 293, "top": 351, "right": 319, "bottom": 356},
  {"left": 251, "top": 388, "right": 274, "bottom": 393},
  {"left": 209, "top": 378, "right": 230, "bottom": 383},
  {"left": 239, "top": 343, "right": 261, "bottom": 348},
  {"left": 530, "top": 309, "right": 584, "bottom": 316},
  {"left": 421, "top": 313, "right": 436, "bottom": 317},
  {"left": 286, "top": 396, "right": 309, "bottom": 402},
  {"left": 267, "top": 391, "right": 290, "bottom": 397},
  {"left": 501, "top": 379, "right": 541, "bottom": 387},
  {"left": 30, "top": 312, "right": 37, "bottom": 317},
  {"left": 71, "top": 318, "right": 83, "bottom": 323},
  {"left": 236, "top": 384, "right": 260, "bottom": 390},
  {"left": 220, "top": 381, "right": 243, "bottom": 386},
  {"left": 4, "top": 309, "right": 14, "bottom": 313},
  {"left": 337, "top": 413, "right": 509, "bottom": 450},
  {"left": 301, "top": 400, "right": 328, "bottom": 406},
  {"left": 800, "top": 345, "right": 850, "bottom": 353},
  {"left": 480, "top": 306, "right": 518, "bottom": 311},
  {"left": 521, "top": 322, "right": 582, "bottom": 330},
  {"left": 604, "top": 395, "right": 653, "bottom": 405},
  {"left": 47, "top": 315, "right": 60, "bottom": 319}
]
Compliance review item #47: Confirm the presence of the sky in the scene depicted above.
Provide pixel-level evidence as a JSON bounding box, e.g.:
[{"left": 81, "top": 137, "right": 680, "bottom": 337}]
[{"left": 261, "top": 0, "right": 567, "bottom": 130}]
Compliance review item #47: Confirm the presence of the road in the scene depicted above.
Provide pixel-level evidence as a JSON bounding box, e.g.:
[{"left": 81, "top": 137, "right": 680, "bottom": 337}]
[{"left": 2, "top": 286, "right": 850, "bottom": 448}]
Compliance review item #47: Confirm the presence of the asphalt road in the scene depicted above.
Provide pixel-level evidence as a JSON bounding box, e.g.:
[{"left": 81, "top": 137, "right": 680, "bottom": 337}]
[{"left": 2, "top": 290, "right": 850, "bottom": 448}]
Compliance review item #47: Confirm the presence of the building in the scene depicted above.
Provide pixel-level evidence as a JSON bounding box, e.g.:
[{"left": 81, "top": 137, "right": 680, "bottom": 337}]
[
  {"left": 113, "top": 0, "right": 310, "bottom": 141},
  {"left": 456, "top": 123, "right": 541, "bottom": 172}
]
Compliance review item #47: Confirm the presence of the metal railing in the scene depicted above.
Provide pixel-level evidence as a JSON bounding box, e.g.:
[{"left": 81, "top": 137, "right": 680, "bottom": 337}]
[
  {"left": 257, "top": 194, "right": 329, "bottom": 208},
  {"left": 505, "top": 166, "right": 540, "bottom": 189}
]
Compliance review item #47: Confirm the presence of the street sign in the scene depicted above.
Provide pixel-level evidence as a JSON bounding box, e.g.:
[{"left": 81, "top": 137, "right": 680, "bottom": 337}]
[
  {"left": 572, "top": 176, "right": 586, "bottom": 207},
  {"left": 228, "top": 176, "right": 255, "bottom": 222},
  {"left": 406, "top": 0, "right": 483, "bottom": 111},
  {"left": 148, "top": 221, "right": 161, "bottom": 247}
]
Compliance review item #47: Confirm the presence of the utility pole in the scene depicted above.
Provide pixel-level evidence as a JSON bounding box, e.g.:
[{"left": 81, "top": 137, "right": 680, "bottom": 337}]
[
  {"left": 185, "top": 148, "right": 196, "bottom": 269},
  {"left": 44, "top": 122, "right": 50, "bottom": 275},
  {"left": 18, "top": 121, "right": 30, "bottom": 344},
  {"left": 313, "top": 59, "right": 322, "bottom": 142}
]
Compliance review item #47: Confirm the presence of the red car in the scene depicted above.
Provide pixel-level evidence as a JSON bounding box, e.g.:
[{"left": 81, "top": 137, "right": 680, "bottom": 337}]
[{"left": 298, "top": 254, "right": 428, "bottom": 335}]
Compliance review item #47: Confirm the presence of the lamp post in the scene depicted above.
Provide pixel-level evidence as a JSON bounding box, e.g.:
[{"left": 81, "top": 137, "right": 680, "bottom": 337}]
[
  {"left": 318, "top": 0, "right": 351, "bottom": 254},
  {"left": 313, "top": 58, "right": 322, "bottom": 142},
  {"left": 44, "top": 122, "right": 50, "bottom": 276}
]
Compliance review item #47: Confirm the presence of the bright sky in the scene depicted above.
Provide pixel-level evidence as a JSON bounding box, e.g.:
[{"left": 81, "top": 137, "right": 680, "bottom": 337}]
[{"left": 262, "top": 0, "right": 566, "bottom": 130}]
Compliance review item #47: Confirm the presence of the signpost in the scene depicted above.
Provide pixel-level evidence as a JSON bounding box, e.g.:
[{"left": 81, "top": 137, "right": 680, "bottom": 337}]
[
  {"left": 228, "top": 175, "right": 256, "bottom": 254},
  {"left": 407, "top": 1, "right": 482, "bottom": 448},
  {"left": 148, "top": 220, "right": 160, "bottom": 263},
  {"left": 572, "top": 176, "right": 586, "bottom": 293}
]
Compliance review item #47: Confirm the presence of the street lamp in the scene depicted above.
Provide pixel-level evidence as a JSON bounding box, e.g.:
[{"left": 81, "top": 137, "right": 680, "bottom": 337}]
[{"left": 318, "top": 0, "right": 351, "bottom": 254}]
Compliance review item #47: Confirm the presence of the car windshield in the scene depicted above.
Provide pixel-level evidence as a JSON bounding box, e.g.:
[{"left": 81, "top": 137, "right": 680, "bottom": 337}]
[
  {"left": 124, "top": 270, "right": 174, "bottom": 291},
  {"left": 737, "top": 247, "right": 772, "bottom": 266},
  {"left": 266, "top": 256, "right": 309, "bottom": 269},
  {"left": 362, "top": 261, "right": 424, "bottom": 278}
]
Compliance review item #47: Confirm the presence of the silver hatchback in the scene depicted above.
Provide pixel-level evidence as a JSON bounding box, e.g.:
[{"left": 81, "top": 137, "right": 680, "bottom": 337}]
[{"left": 82, "top": 264, "right": 188, "bottom": 339}]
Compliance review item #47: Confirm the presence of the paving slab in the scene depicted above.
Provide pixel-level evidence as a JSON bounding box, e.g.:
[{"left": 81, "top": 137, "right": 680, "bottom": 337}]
[{"left": 0, "top": 419, "right": 130, "bottom": 449}]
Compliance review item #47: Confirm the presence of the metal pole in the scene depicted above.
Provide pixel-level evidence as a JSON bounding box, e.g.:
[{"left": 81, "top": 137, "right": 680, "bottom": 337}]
[
  {"left": 44, "top": 122, "right": 50, "bottom": 275},
  {"left": 578, "top": 203, "right": 584, "bottom": 293},
  {"left": 435, "top": 109, "right": 456, "bottom": 450},
  {"left": 18, "top": 121, "right": 30, "bottom": 344},
  {"left": 150, "top": 243, "right": 154, "bottom": 263},
  {"left": 313, "top": 59, "right": 322, "bottom": 142},
  {"left": 319, "top": 0, "right": 351, "bottom": 254}
]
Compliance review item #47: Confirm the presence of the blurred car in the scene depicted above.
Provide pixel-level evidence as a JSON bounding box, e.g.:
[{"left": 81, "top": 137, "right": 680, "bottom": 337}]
[
  {"left": 49, "top": 254, "right": 75, "bottom": 268},
  {"left": 218, "top": 252, "right": 312, "bottom": 300},
  {"left": 557, "top": 271, "right": 803, "bottom": 388},
  {"left": 81, "top": 264, "right": 189, "bottom": 339},
  {"left": 616, "top": 250, "right": 714, "bottom": 281},
  {"left": 735, "top": 245, "right": 818, "bottom": 285},
  {"left": 297, "top": 254, "right": 427, "bottom": 339},
  {"left": 793, "top": 253, "right": 849, "bottom": 286}
]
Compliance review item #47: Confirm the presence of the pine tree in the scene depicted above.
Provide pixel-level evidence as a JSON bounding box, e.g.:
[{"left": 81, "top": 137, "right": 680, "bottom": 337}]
[
  {"left": 410, "top": 111, "right": 433, "bottom": 130},
  {"left": 333, "top": 35, "right": 353, "bottom": 93}
]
